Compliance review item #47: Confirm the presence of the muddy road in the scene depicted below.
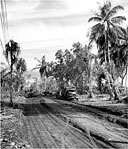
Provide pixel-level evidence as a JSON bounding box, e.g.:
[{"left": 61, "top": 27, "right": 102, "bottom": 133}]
[
  {"left": 23, "top": 98, "right": 93, "bottom": 148},
  {"left": 22, "top": 96, "right": 128, "bottom": 148}
]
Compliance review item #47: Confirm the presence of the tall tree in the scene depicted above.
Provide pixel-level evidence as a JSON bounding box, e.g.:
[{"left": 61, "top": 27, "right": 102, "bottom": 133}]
[
  {"left": 71, "top": 43, "right": 91, "bottom": 94},
  {"left": 32, "top": 55, "right": 48, "bottom": 91},
  {"left": 33, "top": 55, "right": 48, "bottom": 78},
  {"left": 15, "top": 58, "right": 27, "bottom": 92},
  {"left": 54, "top": 50, "right": 66, "bottom": 88},
  {"left": 117, "top": 26, "right": 128, "bottom": 85},
  {"left": 87, "top": 47, "right": 96, "bottom": 98},
  {"left": 88, "top": 1, "right": 126, "bottom": 101},
  {"left": 16, "top": 58, "right": 27, "bottom": 76},
  {"left": 88, "top": 1, "right": 126, "bottom": 64},
  {"left": 4, "top": 40, "right": 20, "bottom": 105}
]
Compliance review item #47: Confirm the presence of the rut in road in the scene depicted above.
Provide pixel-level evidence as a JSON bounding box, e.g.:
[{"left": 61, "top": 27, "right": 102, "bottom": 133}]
[
  {"left": 39, "top": 97, "right": 128, "bottom": 148},
  {"left": 22, "top": 101, "right": 95, "bottom": 149}
]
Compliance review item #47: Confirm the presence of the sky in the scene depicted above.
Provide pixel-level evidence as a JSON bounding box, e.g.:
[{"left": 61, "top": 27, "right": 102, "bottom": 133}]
[{"left": 0, "top": 0, "right": 128, "bottom": 69}]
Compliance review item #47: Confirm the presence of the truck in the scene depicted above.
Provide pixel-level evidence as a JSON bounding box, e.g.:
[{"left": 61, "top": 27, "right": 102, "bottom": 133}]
[{"left": 56, "top": 86, "right": 78, "bottom": 101}]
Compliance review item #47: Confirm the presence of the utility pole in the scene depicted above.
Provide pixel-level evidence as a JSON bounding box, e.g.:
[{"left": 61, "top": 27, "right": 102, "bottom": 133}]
[{"left": 0, "top": 0, "right": 9, "bottom": 47}]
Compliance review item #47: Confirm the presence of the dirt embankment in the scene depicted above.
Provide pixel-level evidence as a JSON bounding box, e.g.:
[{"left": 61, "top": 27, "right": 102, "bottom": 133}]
[{"left": 0, "top": 97, "right": 30, "bottom": 149}]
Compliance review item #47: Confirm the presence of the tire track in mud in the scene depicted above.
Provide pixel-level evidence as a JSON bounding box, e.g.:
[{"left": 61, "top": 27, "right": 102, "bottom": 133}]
[
  {"left": 41, "top": 97, "right": 128, "bottom": 148},
  {"left": 27, "top": 116, "right": 46, "bottom": 148},
  {"left": 35, "top": 104, "right": 93, "bottom": 148},
  {"left": 34, "top": 106, "right": 74, "bottom": 148},
  {"left": 53, "top": 98, "right": 128, "bottom": 131},
  {"left": 22, "top": 100, "right": 95, "bottom": 148},
  {"left": 29, "top": 105, "right": 58, "bottom": 148},
  {"left": 40, "top": 101, "right": 116, "bottom": 148},
  {"left": 23, "top": 105, "right": 45, "bottom": 148}
]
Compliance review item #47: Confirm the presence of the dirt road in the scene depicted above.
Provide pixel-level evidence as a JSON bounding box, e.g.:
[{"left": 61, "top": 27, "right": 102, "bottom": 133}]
[
  {"left": 22, "top": 97, "right": 128, "bottom": 148},
  {"left": 22, "top": 98, "right": 94, "bottom": 148}
]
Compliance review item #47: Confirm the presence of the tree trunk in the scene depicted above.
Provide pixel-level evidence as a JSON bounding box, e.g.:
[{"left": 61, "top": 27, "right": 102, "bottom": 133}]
[
  {"left": 105, "top": 70, "right": 114, "bottom": 101},
  {"left": 44, "top": 76, "right": 47, "bottom": 92},
  {"left": 88, "top": 58, "right": 94, "bottom": 98},
  {"left": 98, "top": 77, "right": 103, "bottom": 94},
  {"left": 17, "top": 73, "right": 21, "bottom": 92},
  {"left": 124, "top": 67, "right": 128, "bottom": 92},
  {"left": 121, "top": 77, "right": 124, "bottom": 86},
  {"left": 9, "top": 65, "right": 13, "bottom": 106},
  {"left": 105, "top": 32, "right": 120, "bottom": 101},
  {"left": 106, "top": 69, "right": 120, "bottom": 102},
  {"left": 88, "top": 79, "right": 94, "bottom": 98}
]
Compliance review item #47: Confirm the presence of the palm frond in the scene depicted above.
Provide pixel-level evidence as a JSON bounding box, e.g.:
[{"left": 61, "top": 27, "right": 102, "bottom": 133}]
[
  {"left": 89, "top": 23, "right": 104, "bottom": 43},
  {"left": 3, "top": 48, "right": 9, "bottom": 62},
  {"left": 88, "top": 16, "right": 102, "bottom": 22},
  {"left": 4, "top": 40, "right": 20, "bottom": 66},
  {"left": 39, "top": 66, "right": 47, "bottom": 78},
  {"left": 111, "top": 16, "right": 126, "bottom": 24},
  {"left": 120, "top": 26, "right": 128, "bottom": 38},
  {"left": 34, "top": 57, "right": 41, "bottom": 63},
  {"left": 0, "top": 67, "right": 9, "bottom": 74},
  {"left": 99, "top": 1, "right": 111, "bottom": 18},
  {"left": 126, "top": 26, "right": 128, "bottom": 34},
  {"left": 32, "top": 67, "right": 40, "bottom": 70},
  {"left": 110, "top": 22, "right": 125, "bottom": 38},
  {"left": 0, "top": 62, "right": 7, "bottom": 66},
  {"left": 36, "top": 64, "right": 42, "bottom": 67},
  {"left": 108, "top": 5, "right": 124, "bottom": 18}
]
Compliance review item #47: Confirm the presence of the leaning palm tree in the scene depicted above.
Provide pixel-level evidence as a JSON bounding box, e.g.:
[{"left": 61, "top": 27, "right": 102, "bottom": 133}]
[
  {"left": 4, "top": 40, "right": 20, "bottom": 105},
  {"left": 88, "top": 1, "right": 126, "bottom": 101},
  {"left": 32, "top": 55, "right": 48, "bottom": 92}
]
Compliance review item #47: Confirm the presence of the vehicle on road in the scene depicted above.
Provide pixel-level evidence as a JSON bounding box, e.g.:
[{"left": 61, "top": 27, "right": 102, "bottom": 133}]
[
  {"left": 56, "top": 86, "right": 78, "bottom": 101},
  {"left": 24, "top": 88, "right": 38, "bottom": 98}
]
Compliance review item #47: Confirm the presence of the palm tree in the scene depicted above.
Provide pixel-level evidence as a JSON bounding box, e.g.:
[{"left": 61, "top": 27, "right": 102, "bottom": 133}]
[
  {"left": 122, "top": 27, "right": 128, "bottom": 91},
  {"left": 71, "top": 42, "right": 95, "bottom": 96},
  {"left": 109, "top": 26, "right": 128, "bottom": 92},
  {"left": 16, "top": 58, "right": 27, "bottom": 76},
  {"left": 88, "top": 1, "right": 126, "bottom": 101},
  {"left": 15, "top": 58, "right": 27, "bottom": 92},
  {"left": 88, "top": 1, "right": 126, "bottom": 63},
  {"left": 4, "top": 40, "right": 20, "bottom": 105},
  {"left": 32, "top": 55, "right": 48, "bottom": 92}
]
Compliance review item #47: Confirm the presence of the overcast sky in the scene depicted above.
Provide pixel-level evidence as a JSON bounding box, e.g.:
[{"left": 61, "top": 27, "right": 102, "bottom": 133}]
[{"left": 0, "top": 0, "right": 128, "bottom": 69}]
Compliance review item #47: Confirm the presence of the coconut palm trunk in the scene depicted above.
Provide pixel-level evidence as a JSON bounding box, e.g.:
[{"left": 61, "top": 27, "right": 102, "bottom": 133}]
[
  {"left": 17, "top": 73, "right": 22, "bottom": 93},
  {"left": 103, "top": 34, "right": 115, "bottom": 101},
  {"left": 88, "top": 58, "right": 94, "bottom": 98},
  {"left": 107, "top": 38, "right": 120, "bottom": 101},
  {"left": 44, "top": 76, "right": 47, "bottom": 92},
  {"left": 9, "top": 63, "right": 13, "bottom": 105},
  {"left": 125, "top": 67, "right": 128, "bottom": 92}
]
